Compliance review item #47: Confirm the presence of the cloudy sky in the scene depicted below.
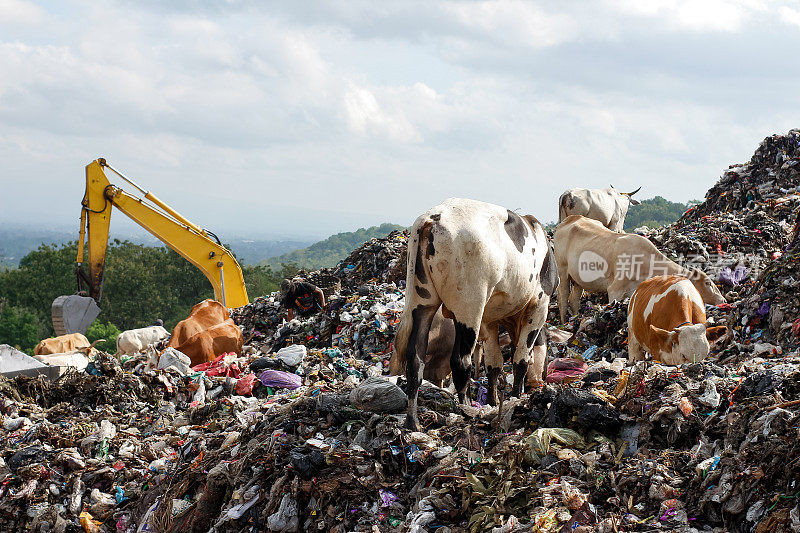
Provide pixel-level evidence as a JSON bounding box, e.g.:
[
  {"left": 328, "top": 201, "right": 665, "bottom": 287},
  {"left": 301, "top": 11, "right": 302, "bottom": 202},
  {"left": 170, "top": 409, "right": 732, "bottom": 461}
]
[{"left": 1, "top": 0, "right": 799, "bottom": 239}]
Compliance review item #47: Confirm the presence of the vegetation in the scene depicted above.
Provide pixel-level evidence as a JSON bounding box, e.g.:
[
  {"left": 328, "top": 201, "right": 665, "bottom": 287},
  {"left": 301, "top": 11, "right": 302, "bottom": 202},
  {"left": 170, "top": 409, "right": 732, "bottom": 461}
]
[
  {"left": 0, "top": 221, "right": 403, "bottom": 354},
  {"left": 85, "top": 321, "right": 122, "bottom": 354},
  {"left": 263, "top": 223, "right": 406, "bottom": 270},
  {"left": 0, "top": 302, "right": 39, "bottom": 354},
  {"left": 623, "top": 196, "right": 699, "bottom": 230},
  {"left": 0, "top": 240, "right": 296, "bottom": 354}
]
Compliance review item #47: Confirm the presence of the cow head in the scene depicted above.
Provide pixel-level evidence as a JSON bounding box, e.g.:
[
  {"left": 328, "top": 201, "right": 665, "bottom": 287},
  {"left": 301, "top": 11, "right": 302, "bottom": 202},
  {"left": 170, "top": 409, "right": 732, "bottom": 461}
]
[
  {"left": 690, "top": 269, "right": 726, "bottom": 305},
  {"left": 622, "top": 186, "right": 641, "bottom": 206},
  {"left": 649, "top": 323, "right": 727, "bottom": 364}
]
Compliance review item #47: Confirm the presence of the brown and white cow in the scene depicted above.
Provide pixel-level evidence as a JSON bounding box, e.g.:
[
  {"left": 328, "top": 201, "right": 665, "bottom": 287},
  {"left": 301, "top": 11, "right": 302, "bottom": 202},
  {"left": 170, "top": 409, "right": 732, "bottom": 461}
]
[
  {"left": 392, "top": 198, "right": 558, "bottom": 430},
  {"left": 553, "top": 215, "right": 725, "bottom": 323},
  {"left": 627, "top": 275, "right": 727, "bottom": 365},
  {"left": 558, "top": 186, "right": 641, "bottom": 232}
]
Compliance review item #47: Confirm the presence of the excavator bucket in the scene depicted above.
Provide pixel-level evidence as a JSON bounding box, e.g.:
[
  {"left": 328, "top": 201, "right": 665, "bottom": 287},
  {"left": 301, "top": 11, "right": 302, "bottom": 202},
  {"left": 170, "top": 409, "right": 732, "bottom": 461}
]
[{"left": 51, "top": 295, "right": 101, "bottom": 336}]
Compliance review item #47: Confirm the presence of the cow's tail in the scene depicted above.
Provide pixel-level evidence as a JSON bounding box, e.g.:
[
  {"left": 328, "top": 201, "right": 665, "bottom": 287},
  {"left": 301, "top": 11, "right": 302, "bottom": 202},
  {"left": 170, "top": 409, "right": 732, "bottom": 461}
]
[{"left": 390, "top": 216, "right": 439, "bottom": 376}]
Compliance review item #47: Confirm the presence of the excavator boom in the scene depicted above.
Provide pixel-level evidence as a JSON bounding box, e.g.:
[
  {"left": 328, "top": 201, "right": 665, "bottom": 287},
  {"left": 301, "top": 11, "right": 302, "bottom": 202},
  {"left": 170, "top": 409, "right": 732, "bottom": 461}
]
[{"left": 53, "top": 159, "right": 249, "bottom": 335}]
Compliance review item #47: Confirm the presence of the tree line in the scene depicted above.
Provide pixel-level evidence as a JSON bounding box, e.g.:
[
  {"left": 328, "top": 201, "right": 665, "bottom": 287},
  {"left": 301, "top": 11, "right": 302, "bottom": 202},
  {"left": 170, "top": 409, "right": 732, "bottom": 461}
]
[
  {"left": 623, "top": 196, "right": 699, "bottom": 231},
  {"left": 262, "top": 223, "right": 406, "bottom": 271},
  {"left": 0, "top": 240, "right": 297, "bottom": 354}
]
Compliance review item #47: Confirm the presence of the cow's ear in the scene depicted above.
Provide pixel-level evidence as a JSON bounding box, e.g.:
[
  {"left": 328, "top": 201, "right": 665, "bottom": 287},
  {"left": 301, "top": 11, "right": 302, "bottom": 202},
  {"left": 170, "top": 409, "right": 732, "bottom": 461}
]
[
  {"left": 541, "top": 244, "right": 559, "bottom": 296},
  {"left": 649, "top": 325, "right": 671, "bottom": 345},
  {"left": 706, "top": 325, "right": 727, "bottom": 342},
  {"left": 630, "top": 198, "right": 640, "bottom": 205}
]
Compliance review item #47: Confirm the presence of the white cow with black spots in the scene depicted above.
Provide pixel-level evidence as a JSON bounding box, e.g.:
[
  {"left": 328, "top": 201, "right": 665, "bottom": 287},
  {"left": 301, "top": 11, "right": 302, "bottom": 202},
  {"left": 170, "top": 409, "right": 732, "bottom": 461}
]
[{"left": 391, "top": 198, "right": 559, "bottom": 430}]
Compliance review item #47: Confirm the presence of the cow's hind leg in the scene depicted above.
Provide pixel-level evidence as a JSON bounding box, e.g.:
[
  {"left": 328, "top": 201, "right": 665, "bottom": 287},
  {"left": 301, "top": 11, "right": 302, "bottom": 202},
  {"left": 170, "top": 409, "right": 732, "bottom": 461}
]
[
  {"left": 450, "top": 313, "right": 482, "bottom": 406},
  {"left": 513, "top": 326, "right": 544, "bottom": 397},
  {"left": 405, "top": 304, "right": 439, "bottom": 430},
  {"left": 482, "top": 323, "right": 502, "bottom": 406},
  {"left": 525, "top": 328, "right": 547, "bottom": 389},
  {"left": 568, "top": 281, "right": 583, "bottom": 317},
  {"left": 557, "top": 272, "right": 571, "bottom": 324}
]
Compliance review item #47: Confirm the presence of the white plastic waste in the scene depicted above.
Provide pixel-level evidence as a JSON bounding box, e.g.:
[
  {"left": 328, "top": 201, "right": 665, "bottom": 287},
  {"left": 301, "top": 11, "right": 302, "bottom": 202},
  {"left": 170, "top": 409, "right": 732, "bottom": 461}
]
[
  {"left": 266, "top": 494, "right": 299, "bottom": 532},
  {"left": 275, "top": 344, "right": 307, "bottom": 367},
  {"left": 157, "top": 348, "right": 192, "bottom": 376}
]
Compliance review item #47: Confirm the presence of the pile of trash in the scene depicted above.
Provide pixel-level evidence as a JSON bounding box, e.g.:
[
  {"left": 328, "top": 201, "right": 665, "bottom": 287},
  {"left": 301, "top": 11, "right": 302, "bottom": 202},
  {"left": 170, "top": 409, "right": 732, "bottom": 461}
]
[
  {"left": 645, "top": 210, "right": 787, "bottom": 263},
  {"left": 689, "top": 129, "right": 800, "bottom": 219},
  {"left": 231, "top": 282, "right": 403, "bottom": 361},
  {"left": 3, "top": 339, "right": 798, "bottom": 532},
  {"left": 2, "top": 131, "right": 800, "bottom": 532},
  {"left": 333, "top": 230, "right": 409, "bottom": 289},
  {"left": 730, "top": 244, "right": 800, "bottom": 350},
  {"left": 637, "top": 130, "right": 800, "bottom": 303},
  {"left": 231, "top": 230, "right": 409, "bottom": 360}
]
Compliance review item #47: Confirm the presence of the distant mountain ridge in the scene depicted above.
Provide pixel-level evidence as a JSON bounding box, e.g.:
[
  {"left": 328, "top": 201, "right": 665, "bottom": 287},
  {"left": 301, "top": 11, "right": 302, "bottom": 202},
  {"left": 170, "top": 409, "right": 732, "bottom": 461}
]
[
  {"left": 0, "top": 226, "right": 313, "bottom": 267},
  {"left": 262, "top": 223, "right": 406, "bottom": 271}
]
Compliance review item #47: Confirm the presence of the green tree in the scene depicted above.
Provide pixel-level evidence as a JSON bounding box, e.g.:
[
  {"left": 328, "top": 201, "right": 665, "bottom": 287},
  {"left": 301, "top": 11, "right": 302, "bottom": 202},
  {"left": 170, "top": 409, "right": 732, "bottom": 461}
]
[
  {"left": 0, "top": 240, "right": 214, "bottom": 337},
  {"left": 85, "top": 321, "right": 122, "bottom": 353},
  {"left": 623, "top": 196, "right": 694, "bottom": 231},
  {"left": 0, "top": 301, "right": 41, "bottom": 354}
]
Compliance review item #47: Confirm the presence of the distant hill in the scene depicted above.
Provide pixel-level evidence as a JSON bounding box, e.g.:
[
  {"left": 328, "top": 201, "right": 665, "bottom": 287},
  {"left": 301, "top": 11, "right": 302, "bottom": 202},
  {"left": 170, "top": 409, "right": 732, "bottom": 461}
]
[
  {"left": 262, "top": 223, "right": 406, "bottom": 271},
  {"left": 624, "top": 196, "right": 699, "bottom": 230},
  {"left": 0, "top": 225, "right": 315, "bottom": 267},
  {"left": 0, "top": 228, "right": 75, "bottom": 267},
  {"left": 227, "top": 239, "right": 314, "bottom": 265}
]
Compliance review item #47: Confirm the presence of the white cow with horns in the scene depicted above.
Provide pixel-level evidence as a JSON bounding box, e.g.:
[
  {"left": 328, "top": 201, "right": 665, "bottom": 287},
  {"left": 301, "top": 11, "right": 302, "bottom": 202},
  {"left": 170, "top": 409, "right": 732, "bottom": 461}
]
[
  {"left": 392, "top": 198, "right": 559, "bottom": 430},
  {"left": 558, "top": 185, "right": 641, "bottom": 232}
]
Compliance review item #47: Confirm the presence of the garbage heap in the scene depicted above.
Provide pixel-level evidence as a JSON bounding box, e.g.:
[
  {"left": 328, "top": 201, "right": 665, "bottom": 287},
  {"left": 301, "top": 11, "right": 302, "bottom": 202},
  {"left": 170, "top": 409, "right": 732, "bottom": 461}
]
[
  {"left": 3, "top": 343, "right": 799, "bottom": 532},
  {"left": 231, "top": 230, "right": 408, "bottom": 359},
  {"left": 2, "top": 132, "right": 800, "bottom": 532},
  {"left": 333, "top": 230, "right": 409, "bottom": 290},
  {"left": 639, "top": 130, "right": 800, "bottom": 303},
  {"left": 690, "top": 130, "right": 800, "bottom": 218},
  {"left": 231, "top": 283, "right": 403, "bottom": 362}
]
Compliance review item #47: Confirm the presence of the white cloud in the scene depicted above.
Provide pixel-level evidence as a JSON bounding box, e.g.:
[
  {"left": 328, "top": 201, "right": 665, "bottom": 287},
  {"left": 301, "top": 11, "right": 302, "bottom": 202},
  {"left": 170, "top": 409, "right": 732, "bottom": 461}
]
[
  {"left": 779, "top": 6, "right": 800, "bottom": 28},
  {"left": 0, "top": 0, "right": 42, "bottom": 25},
  {"left": 1, "top": 1, "right": 799, "bottom": 237},
  {"left": 608, "top": 0, "right": 758, "bottom": 31},
  {"left": 443, "top": 1, "right": 579, "bottom": 48},
  {"left": 344, "top": 83, "right": 420, "bottom": 142}
]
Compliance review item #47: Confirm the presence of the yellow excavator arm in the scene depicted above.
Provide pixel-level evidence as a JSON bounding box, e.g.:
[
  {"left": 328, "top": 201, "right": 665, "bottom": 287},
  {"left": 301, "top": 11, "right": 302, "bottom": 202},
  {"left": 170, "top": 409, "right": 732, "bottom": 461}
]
[{"left": 74, "top": 158, "right": 248, "bottom": 309}]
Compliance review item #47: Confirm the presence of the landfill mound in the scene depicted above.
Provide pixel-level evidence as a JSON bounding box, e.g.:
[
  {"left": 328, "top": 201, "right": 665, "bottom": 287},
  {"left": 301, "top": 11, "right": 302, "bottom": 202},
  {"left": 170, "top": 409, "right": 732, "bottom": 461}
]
[
  {"left": 689, "top": 129, "right": 800, "bottom": 219},
  {"left": 3, "top": 132, "right": 800, "bottom": 532},
  {"left": 333, "top": 229, "right": 409, "bottom": 289},
  {"left": 640, "top": 130, "right": 800, "bottom": 295}
]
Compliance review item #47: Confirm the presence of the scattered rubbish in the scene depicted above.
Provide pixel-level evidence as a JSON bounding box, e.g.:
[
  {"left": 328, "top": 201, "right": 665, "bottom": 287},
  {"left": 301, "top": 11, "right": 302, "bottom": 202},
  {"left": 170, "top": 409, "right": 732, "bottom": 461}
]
[{"left": 2, "top": 132, "right": 800, "bottom": 532}]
